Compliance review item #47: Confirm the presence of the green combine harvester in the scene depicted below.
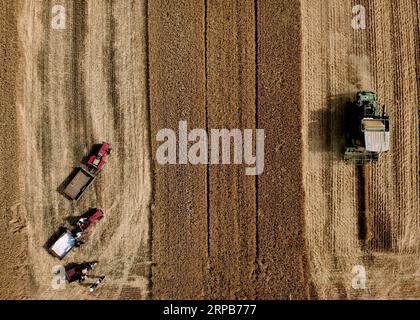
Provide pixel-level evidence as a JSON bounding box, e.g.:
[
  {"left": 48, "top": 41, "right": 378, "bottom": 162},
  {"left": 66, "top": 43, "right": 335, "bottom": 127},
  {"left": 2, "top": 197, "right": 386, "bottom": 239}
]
[{"left": 344, "top": 91, "right": 390, "bottom": 164}]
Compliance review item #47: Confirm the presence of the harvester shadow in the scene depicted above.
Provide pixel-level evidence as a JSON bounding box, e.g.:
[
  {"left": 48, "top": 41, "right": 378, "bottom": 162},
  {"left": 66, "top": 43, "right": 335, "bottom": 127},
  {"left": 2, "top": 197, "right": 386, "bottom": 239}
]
[
  {"left": 357, "top": 165, "right": 393, "bottom": 252},
  {"left": 308, "top": 93, "right": 354, "bottom": 161},
  {"left": 57, "top": 167, "right": 80, "bottom": 200},
  {"left": 43, "top": 226, "right": 67, "bottom": 251},
  {"left": 356, "top": 166, "right": 369, "bottom": 242}
]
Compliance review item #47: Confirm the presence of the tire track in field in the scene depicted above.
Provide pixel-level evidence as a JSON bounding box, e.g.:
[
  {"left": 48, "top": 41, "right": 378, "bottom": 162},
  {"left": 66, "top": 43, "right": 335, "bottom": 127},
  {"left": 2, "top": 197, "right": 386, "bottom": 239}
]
[
  {"left": 149, "top": 0, "right": 208, "bottom": 299},
  {"left": 0, "top": 0, "right": 28, "bottom": 299}
]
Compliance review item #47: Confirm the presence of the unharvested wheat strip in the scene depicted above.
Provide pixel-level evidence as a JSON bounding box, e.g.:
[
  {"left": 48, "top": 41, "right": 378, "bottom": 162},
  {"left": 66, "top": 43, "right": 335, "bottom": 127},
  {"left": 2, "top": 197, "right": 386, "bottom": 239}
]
[
  {"left": 389, "top": 0, "right": 418, "bottom": 253},
  {"left": 113, "top": 0, "right": 152, "bottom": 299},
  {"left": 257, "top": 0, "right": 309, "bottom": 299},
  {"left": 413, "top": 0, "right": 420, "bottom": 255},
  {"left": 149, "top": 0, "right": 208, "bottom": 299},
  {"left": 390, "top": 0, "right": 405, "bottom": 252},
  {"left": 365, "top": 1, "right": 379, "bottom": 249},
  {"left": 206, "top": 0, "right": 257, "bottom": 299}
]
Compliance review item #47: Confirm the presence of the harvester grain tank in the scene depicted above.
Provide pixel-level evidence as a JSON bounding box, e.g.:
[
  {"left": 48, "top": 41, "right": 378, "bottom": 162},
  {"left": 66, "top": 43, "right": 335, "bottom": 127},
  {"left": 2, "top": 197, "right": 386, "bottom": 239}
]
[{"left": 63, "top": 168, "right": 96, "bottom": 201}]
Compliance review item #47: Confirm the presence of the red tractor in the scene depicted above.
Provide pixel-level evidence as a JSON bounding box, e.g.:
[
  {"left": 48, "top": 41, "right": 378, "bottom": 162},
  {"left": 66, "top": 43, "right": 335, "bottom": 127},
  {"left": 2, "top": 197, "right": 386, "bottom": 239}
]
[
  {"left": 86, "top": 143, "right": 112, "bottom": 172},
  {"left": 72, "top": 209, "right": 104, "bottom": 239},
  {"left": 65, "top": 262, "right": 98, "bottom": 283}
]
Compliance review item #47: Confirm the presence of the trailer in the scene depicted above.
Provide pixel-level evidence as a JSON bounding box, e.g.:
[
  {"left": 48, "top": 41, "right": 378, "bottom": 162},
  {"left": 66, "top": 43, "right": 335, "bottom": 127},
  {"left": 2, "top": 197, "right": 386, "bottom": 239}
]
[
  {"left": 49, "top": 230, "right": 79, "bottom": 260},
  {"left": 63, "top": 168, "right": 96, "bottom": 201}
]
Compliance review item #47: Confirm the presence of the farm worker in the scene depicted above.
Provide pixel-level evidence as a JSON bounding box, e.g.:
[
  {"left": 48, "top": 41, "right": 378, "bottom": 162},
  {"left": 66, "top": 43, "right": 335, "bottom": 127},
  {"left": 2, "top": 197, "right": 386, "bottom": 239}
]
[
  {"left": 74, "top": 240, "right": 84, "bottom": 247},
  {"left": 89, "top": 276, "right": 105, "bottom": 292}
]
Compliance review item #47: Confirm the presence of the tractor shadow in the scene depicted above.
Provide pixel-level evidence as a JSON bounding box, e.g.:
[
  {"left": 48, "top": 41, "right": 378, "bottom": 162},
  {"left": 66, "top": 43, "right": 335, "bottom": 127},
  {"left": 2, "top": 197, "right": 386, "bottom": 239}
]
[
  {"left": 64, "top": 261, "right": 98, "bottom": 271},
  {"left": 308, "top": 93, "right": 355, "bottom": 160},
  {"left": 64, "top": 262, "right": 79, "bottom": 271}
]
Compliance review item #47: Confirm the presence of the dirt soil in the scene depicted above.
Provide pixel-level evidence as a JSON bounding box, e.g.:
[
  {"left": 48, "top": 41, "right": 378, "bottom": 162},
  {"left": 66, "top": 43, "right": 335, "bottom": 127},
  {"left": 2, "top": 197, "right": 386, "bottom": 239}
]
[{"left": 0, "top": 0, "right": 418, "bottom": 300}]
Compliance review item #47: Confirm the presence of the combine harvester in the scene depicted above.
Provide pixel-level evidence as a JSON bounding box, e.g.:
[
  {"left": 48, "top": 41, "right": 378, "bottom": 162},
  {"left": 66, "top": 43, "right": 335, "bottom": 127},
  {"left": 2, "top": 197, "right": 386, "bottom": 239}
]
[
  {"left": 344, "top": 91, "right": 390, "bottom": 164},
  {"left": 343, "top": 91, "right": 390, "bottom": 242},
  {"left": 62, "top": 143, "right": 112, "bottom": 201}
]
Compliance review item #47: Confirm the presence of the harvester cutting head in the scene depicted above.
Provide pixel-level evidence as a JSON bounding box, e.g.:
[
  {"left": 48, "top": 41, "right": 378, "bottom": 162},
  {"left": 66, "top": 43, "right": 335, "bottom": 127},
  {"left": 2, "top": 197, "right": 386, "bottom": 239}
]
[{"left": 344, "top": 91, "right": 390, "bottom": 164}]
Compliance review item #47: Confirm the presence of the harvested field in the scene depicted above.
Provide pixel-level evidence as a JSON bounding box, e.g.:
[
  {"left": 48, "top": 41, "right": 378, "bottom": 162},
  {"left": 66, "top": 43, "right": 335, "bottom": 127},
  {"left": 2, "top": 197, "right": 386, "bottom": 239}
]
[
  {"left": 302, "top": 0, "right": 420, "bottom": 299},
  {"left": 0, "top": 0, "right": 418, "bottom": 300},
  {"left": 1, "top": 0, "right": 151, "bottom": 299}
]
